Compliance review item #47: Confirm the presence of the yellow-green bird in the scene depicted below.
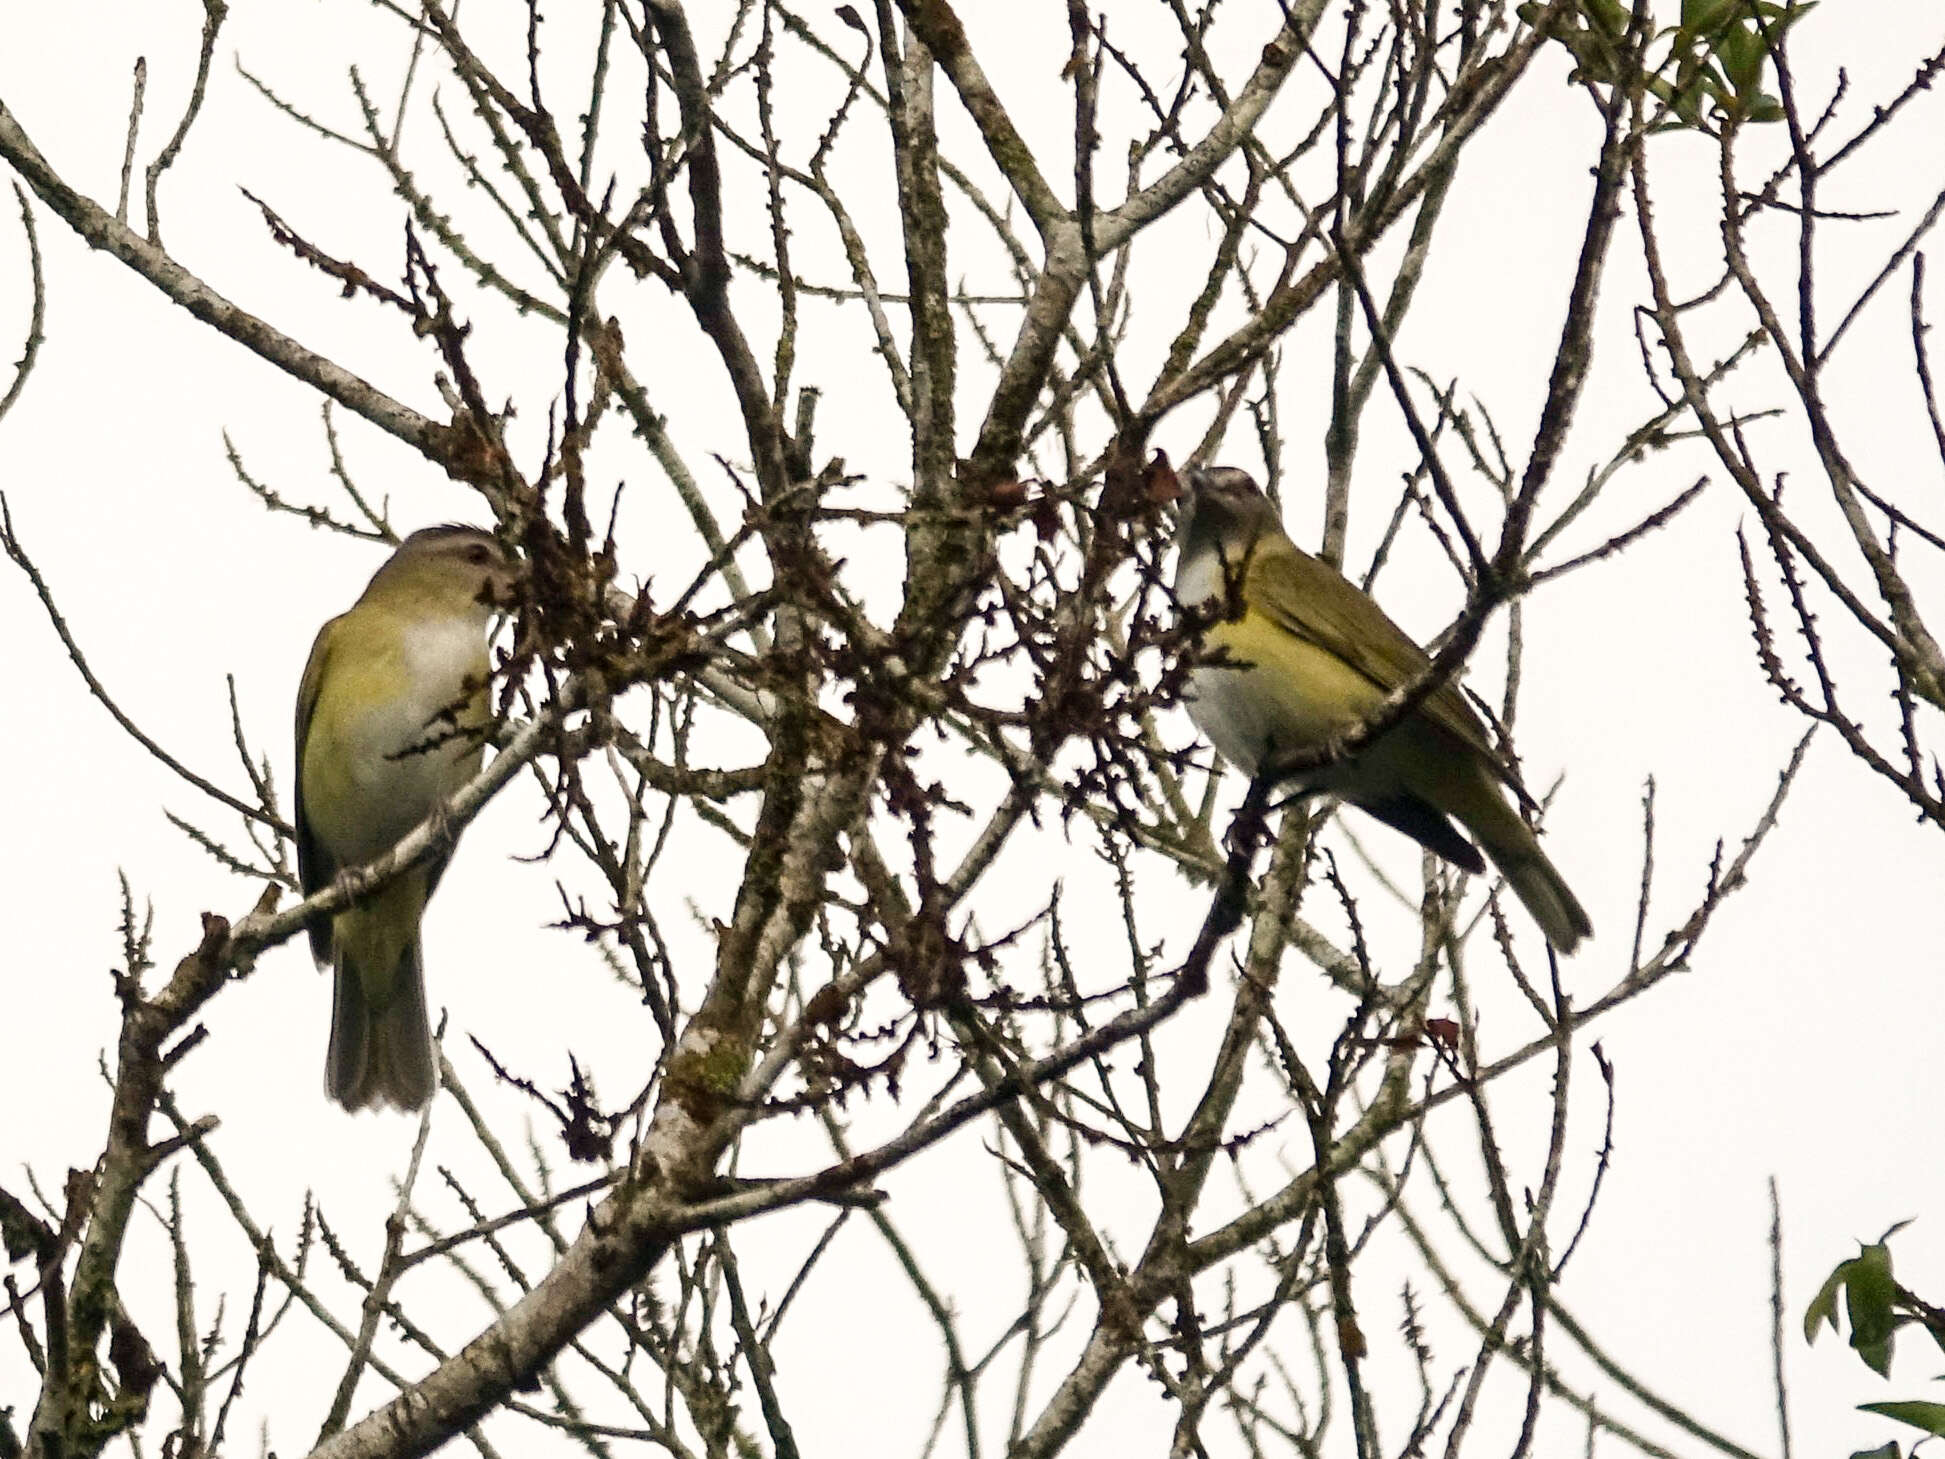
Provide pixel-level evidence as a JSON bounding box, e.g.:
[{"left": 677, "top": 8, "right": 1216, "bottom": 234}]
[
  {"left": 296, "top": 525, "right": 520, "bottom": 1111},
  {"left": 1173, "top": 466, "right": 1592, "bottom": 952}
]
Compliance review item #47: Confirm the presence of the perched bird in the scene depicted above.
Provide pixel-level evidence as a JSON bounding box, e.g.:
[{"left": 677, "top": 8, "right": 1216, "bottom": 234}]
[
  {"left": 1172, "top": 466, "right": 1592, "bottom": 952},
  {"left": 296, "top": 525, "right": 520, "bottom": 1110}
]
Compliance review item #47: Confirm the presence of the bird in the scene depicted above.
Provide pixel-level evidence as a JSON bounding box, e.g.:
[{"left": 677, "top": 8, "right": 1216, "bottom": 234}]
[
  {"left": 1171, "top": 465, "right": 1592, "bottom": 952},
  {"left": 295, "top": 525, "right": 520, "bottom": 1110}
]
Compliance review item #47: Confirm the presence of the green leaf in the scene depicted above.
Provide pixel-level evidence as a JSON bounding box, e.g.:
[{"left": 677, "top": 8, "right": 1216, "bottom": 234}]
[
  {"left": 1849, "top": 1242, "right": 1901, "bottom": 1377},
  {"left": 1681, "top": 0, "right": 1736, "bottom": 33},
  {"left": 1717, "top": 23, "right": 1768, "bottom": 93},
  {"left": 1672, "top": 80, "right": 1709, "bottom": 127},
  {"left": 1807, "top": 1262, "right": 1848, "bottom": 1343},
  {"left": 1861, "top": 1401, "right": 1945, "bottom": 1438},
  {"left": 1849, "top": 1444, "right": 1901, "bottom": 1459},
  {"left": 1584, "top": 0, "right": 1631, "bottom": 38},
  {"left": 1807, "top": 1238, "right": 1914, "bottom": 1374}
]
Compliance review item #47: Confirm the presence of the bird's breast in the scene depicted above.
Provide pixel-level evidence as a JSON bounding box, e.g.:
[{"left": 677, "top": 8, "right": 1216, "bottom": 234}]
[
  {"left": 1185, "top": 611, "right": 1392, "bottom": 787},
  {"left": 1172, "top": 543, "right": 1229, "bottom": 616},
  {"left": 304, "top": 612, "right": 489, "bottom": 863}
]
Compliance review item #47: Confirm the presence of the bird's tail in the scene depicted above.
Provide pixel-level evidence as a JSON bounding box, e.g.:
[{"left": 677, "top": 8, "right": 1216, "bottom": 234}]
[
  {"left": 1491, "top": 844, "right": 1593, "bottom": 954},
  {"left": 326, "top": 876, "right": 439, "bottom": 1112},
  {"left": 1468, "top": 799, "right": 1593, "bottom": 953}
]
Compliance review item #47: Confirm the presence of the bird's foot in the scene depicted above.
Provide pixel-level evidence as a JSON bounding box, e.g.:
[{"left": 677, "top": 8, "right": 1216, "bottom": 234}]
[{"left": 426, "top": 797, "right": 461, "bottom": 849}]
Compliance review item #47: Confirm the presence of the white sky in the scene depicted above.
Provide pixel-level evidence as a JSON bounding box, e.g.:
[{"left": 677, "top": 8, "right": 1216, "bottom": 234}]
[{"left": 3, "top": 3, "right": 1944, "bottom": 1456}]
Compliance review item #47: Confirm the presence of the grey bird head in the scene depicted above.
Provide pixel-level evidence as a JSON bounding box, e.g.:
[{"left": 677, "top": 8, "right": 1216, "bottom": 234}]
[
  {"left": 361, "top": 524, "right": 523, "bottom": 617},
  {"left": 1179, "top": 465, "right": 1283, "bottom": 559}
]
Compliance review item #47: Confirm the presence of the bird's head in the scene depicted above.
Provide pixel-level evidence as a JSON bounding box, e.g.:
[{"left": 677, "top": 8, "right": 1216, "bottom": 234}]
[
  {"left": 361, "top": 525, "right": 523, "bottom": 619},
  {"left": 1179, "top": 465, "right": 1284, "bottom": 555}
]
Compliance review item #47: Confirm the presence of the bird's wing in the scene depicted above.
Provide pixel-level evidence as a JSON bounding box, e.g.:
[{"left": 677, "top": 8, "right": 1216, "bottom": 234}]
[
  {"left": 1243, "top": 543, "right": 1504, "bottom": 766},
  {"left": 295, "top": 614, "right": 342, "bottom": 960}
]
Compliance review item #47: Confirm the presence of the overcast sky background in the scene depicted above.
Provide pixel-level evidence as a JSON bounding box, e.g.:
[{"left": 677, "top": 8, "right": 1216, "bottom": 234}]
[{"left": 3, "top": 2, "right": 1944, "bottom": 1455}]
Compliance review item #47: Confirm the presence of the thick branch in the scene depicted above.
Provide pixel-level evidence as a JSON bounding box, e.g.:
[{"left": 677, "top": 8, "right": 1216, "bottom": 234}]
[{"left": 0, "top": 97, "right": 453, "bottom": 467}]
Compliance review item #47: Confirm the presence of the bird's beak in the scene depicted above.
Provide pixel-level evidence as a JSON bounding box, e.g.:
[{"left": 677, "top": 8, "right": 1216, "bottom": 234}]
[
  {"left": 1172, "top": 465, "right": 1208, "bottom": 516},
  {"left": 490, "top": 556, "right": 527, "bottom": 611}
]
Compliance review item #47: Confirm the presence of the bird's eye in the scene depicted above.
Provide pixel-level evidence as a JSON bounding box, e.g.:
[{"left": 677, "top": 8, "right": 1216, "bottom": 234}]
[{"left": 467, "top": 545, "right": 492, "bottom": 565}]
